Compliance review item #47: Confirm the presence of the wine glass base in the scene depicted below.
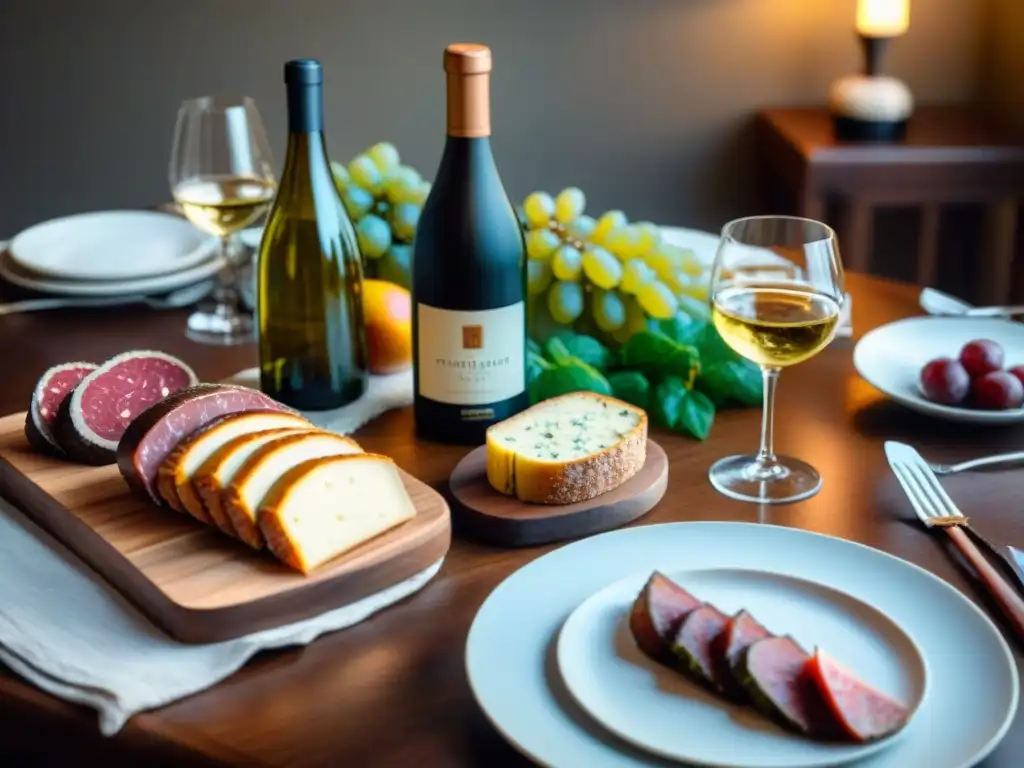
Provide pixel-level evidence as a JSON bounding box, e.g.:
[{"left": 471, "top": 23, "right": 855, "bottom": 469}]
[
  {"left": 185, "top": 304, "right": 254, "bottom": 346},
  {"left": 708, "top": 454, "right": 821, "bottom": 505}
]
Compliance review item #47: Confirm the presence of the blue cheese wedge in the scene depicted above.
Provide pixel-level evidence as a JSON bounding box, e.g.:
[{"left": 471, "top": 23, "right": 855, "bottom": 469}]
[{"left": 485, "top": 392, "right": 647, "bottom": 505}]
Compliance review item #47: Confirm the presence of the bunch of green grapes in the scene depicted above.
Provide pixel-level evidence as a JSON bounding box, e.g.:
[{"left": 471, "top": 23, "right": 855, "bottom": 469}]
[
  {"left": 522, "top": 187, "right": 711, "bottom": 346},
  {"left": 330, "top": 141, "right": 431, "bottom": 290}
]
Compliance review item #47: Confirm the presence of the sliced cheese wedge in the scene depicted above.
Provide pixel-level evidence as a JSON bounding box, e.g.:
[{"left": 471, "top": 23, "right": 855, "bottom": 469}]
[
  {"left": 258, "top": 454, "right": 416, "bottom": 574},
  {"left": 193, "top": 426, "right": 316, "bottom": 536},
  {"left": 485, "top": 391, "right": 647, "bottom": 504},
  {"left": 223, "top": 431, "right": 363, "bottom": 548},
  {"left": 156, "top": 410, "right": 312, "bottom": 522}
]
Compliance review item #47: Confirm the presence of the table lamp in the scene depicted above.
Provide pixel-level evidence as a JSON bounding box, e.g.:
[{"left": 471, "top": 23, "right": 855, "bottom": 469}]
[{"left": 828, "top": 0, "right": 913, "bottom": 142}]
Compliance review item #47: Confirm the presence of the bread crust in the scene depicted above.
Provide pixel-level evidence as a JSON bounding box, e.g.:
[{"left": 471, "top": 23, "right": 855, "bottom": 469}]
[{"left": 486, "top": 392, "right": 648, "bottom": 505}]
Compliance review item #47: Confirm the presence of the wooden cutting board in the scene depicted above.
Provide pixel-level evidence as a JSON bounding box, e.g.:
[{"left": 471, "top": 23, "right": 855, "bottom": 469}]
[{"left": 0, "top": 412, "right": 451, "bottom": 644}]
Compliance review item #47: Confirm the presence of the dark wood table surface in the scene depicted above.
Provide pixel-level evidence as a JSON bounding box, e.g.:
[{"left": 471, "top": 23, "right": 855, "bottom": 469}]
[{"left": 1, "top": 272, "right": 1023, "bottom": 767}]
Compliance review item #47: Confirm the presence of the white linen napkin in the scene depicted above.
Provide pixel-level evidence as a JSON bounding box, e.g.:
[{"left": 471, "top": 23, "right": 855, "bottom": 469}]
[{"left": 0, "top": 369, "right": 439, "bottom": 736}]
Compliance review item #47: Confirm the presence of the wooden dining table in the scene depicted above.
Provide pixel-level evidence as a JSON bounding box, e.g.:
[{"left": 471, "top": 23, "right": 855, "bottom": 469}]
[{"left": 1, "top": 271, "right": 1022, "bottom": 767}]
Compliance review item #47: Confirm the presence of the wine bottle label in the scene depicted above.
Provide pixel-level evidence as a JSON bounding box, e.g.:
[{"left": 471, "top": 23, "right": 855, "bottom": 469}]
[{"left": 416, "top": 302, "right": 525, "bottom": 405}]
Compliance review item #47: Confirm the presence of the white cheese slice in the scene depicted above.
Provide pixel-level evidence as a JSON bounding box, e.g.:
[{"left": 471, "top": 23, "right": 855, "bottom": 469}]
[
  {"left": 224, "top": 431, "right": 363, "bottom": 548},
  {"left": 258, "top": 454, "right": 417, "bottom": 573}
]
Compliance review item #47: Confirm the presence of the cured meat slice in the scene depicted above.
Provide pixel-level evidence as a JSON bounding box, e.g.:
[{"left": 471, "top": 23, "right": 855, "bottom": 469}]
[
  {"left": 155, "top": 410, "right": 313, "bottom": 522},
  {"left": 671, "top": 604, "right": 730, "bottom": 691},
  {"left": 117, "top": 383, "right": 295, "bottom": 504},
  {"left": 805, "top": 648, "right": 910, "bottom": 742},
  {"left": 54, "top": 351, "right": 198, "bottom": 465},
  {"left": 24, "top": 362, "right": 98, "bottom": 456},
  {"left": 628, "top": 571, "right": 702, "bottom": 665},
  {"left": 194, "top": 427, "right": 315, "bottom": 536},
  {"left": 711, "top": 609, "right": 773, "bottom": 701},
  {"left": 735, "top": 636, "right": 844, "bottom": 739},
  {"left": 223, "top": 431, "right": 363, "bottom": 549}
]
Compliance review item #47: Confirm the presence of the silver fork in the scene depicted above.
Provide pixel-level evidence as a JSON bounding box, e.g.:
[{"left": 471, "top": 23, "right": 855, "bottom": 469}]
[
  {"left": 928, "top": 450, "right": 1024, "bottom": 476},
  {"left": 885, "top": 441, "right": 1024, "bottom": 641}
]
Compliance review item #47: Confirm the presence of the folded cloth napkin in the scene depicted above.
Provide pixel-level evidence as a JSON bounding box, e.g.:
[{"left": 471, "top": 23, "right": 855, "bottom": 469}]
[{"left": 0, "top": 368, "right": 439, "bottom": 736}]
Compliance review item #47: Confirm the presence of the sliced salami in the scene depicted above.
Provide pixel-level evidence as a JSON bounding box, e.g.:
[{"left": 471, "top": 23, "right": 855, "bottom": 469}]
[
  {"left": 711, "top": 609, "right": 773, "bottom": 701},
  {"left": 734, "top": 635, "right": 844, "bottom": 740},
  {"left": 671, "top": 604, "right": 730, "bottom": 691},
  {"left": 52, "top": 351, "right": 198, "bottom": 465},
  {"left": 628, "top": 571, "right": 702, "bottom": 665},
  {"left": 805, "top": 648, "right": 910, "bottom": 742},
  {"left": 117, "top": 383, "right": 296, "bottom": 505},
  {"left": 24, "top": 362, "right": 98, "bottom": 456}
]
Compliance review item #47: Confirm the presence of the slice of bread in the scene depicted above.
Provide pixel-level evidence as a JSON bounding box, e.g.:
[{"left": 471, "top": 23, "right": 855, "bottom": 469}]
[
  {"left": 485, "top": 392, "right": 647, "bottom": 505},
  {"left": 223, "top": 431, "right": 363, "bottom": 548},
  {"left": 258, "top": 453, "right": 417, "bottom": 574},
  {"left": 155, "top": 410, "right": 312, "bottom": 522},
  {"left": 193, "top": 426, "right": 316, "bottom": 536}
]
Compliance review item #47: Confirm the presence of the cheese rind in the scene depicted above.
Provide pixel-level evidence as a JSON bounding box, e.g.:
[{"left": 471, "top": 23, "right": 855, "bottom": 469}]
[
  {"left": 258, "top": 454, "right": 417, "bottom": 573},
  {"left": 156, "top": 410, "right": 312, "bottom": 522},
  {"left": 486, "top": 392, "right": 647, "bottom": 505},
  {"left": 223, "top": 431, "right": 363, "bottom": 548},
  {"left": 193, "top": 426, "right": 316, "bottom": 536}
]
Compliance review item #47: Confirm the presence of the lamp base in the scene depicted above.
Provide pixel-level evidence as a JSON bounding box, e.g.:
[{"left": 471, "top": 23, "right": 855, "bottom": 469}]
[
  {"left": 828, "top": 74, "right": 913, "bottom": 143},
  {"left": 832, "top": 115, "right": 907, "bottom": 142}
]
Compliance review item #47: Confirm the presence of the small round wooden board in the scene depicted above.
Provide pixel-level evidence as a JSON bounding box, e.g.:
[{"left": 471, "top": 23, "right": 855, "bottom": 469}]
[{"left": 448, "top": 440, "right": 668, "bottom": 547}]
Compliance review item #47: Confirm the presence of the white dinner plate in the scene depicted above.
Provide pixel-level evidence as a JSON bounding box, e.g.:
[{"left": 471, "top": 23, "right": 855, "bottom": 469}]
[
  {"left": 854, "top": 316, "right": 1024, "bottom": 424},
  {"left": 557, "top": 567, "right": 926, "bottom": 767},
  {"left": 465, "top": 522, "right": 1018, "bottom": 768},
  {"left": 8, "top": 210, "right": 217, "bottom": 281},
  {"left": 1, "top": 242, "right": 223, "bottom": 297}
]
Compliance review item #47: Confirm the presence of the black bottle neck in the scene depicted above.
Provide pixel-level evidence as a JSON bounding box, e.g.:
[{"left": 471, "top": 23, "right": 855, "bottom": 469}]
[{"left": 287, "top": 81, "right": 323, "bottom": 134}]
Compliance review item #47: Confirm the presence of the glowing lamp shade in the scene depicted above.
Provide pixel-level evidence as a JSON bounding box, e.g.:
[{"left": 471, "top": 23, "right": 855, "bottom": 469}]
[{"left": 856, "top": 0, "right": 910, "bottom": 38}]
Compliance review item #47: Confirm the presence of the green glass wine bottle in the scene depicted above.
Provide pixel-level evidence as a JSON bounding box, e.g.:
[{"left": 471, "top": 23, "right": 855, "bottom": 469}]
[
  {"left": 412, "top": 43, "right": 528, "bottom": 444},
  {"left": 258, "top": 59, "right": 369, "bottom": 410}
]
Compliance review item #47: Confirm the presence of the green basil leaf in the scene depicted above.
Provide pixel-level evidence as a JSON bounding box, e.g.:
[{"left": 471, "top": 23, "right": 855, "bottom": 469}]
[
  {"left": 651, "top": 311, "right": 706, "bottom": 348},
  {"left": 547, "top": 332, "right": 612, "bottom": 371},
  {"left": 532, "top": 360, "right": 612, "bottom": 403},
  {"left": 652, "top": 376, "right": 689, "bottom": 430},
  {"left": 608, "top": 371, "right": 652, "bottom": 410},
  {"left": 697, "top": 360, "right": 763, "bottom": 407},
  {"left": 619, "top": 331, "right": 700, "bottom": 387},
  {"left": 678, "top": 388, "right": 716, "bottom": 440}
]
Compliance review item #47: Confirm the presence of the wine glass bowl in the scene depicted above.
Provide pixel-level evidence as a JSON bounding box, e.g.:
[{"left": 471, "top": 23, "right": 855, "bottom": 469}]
[
  {"left": 169, "top": 95, "right": 276, "bottom": 345},
  {"left": 708, "top": 216, "right": 845, "bottom": 504}
]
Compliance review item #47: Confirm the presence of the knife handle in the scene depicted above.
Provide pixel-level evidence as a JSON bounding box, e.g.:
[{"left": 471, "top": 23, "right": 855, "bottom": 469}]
[{"left": 947, "top": 526, "right": 1024, "bottom": 640}]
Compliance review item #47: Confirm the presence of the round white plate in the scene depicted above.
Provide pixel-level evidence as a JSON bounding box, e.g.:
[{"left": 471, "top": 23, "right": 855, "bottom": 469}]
[
  {"left": 1, "top": 243, "right": 223, "bottom": 297},
  {"left": 854, "top": 316, "right": 1024, "bottom": 424},
  {"left": 557, "top": 567, "right": 926, "bottom": 767},
  {"left": 8, "top": 210, "right": 217, "bottom": 281},
  {"left": 466, "top": 522, "right": 1018, "bottom": 768}
]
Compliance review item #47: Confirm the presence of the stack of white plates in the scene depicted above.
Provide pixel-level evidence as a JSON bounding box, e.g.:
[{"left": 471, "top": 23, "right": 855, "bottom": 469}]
[{"left": 1, "top": 210, "right": 223, "bottom": 297}]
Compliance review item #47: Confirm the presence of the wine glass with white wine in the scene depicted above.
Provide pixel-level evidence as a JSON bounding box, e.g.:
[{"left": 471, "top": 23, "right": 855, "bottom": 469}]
[
  {"left": 170, "top": 96, "right": 276, "bottom": 345},
  {"left": 708, "top": 215, "right": 845, "bottom": 504}
]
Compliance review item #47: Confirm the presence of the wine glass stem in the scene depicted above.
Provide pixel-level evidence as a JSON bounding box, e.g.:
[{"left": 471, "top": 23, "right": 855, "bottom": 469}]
[
  {"left": 755, "top": 366, "right": 781, "bottom": 472},
  {"left": 213, "top": 236, "right": 239, "bottom": 307}
]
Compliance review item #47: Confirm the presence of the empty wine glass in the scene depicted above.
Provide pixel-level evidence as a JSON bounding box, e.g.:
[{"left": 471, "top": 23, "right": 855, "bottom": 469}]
[
  {"left": 707, "top": 215, "right": 845, "bottom": 504},
  {"left": 170, "top": 96, "right": 276, "bottom": 345}
]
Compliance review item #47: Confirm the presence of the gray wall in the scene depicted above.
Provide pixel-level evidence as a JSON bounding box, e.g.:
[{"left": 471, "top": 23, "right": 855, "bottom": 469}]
[{"left": 0, "top": 0, "right": 995, "bottom": 239}]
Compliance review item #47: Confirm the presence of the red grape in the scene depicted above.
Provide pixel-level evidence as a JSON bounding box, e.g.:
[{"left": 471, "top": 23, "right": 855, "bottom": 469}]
[
  {"left": 919, "top": 357, "right": 970, "bottom": 405},
  {"left": 959, "top": 339, "right": 1005, "bottom": 378},
  {"left": 1009, "top": 365, "right": 1024, "bottom": 389},
  {"left": 969, "top": 371, "right": 1024, "bottom": 410}
]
